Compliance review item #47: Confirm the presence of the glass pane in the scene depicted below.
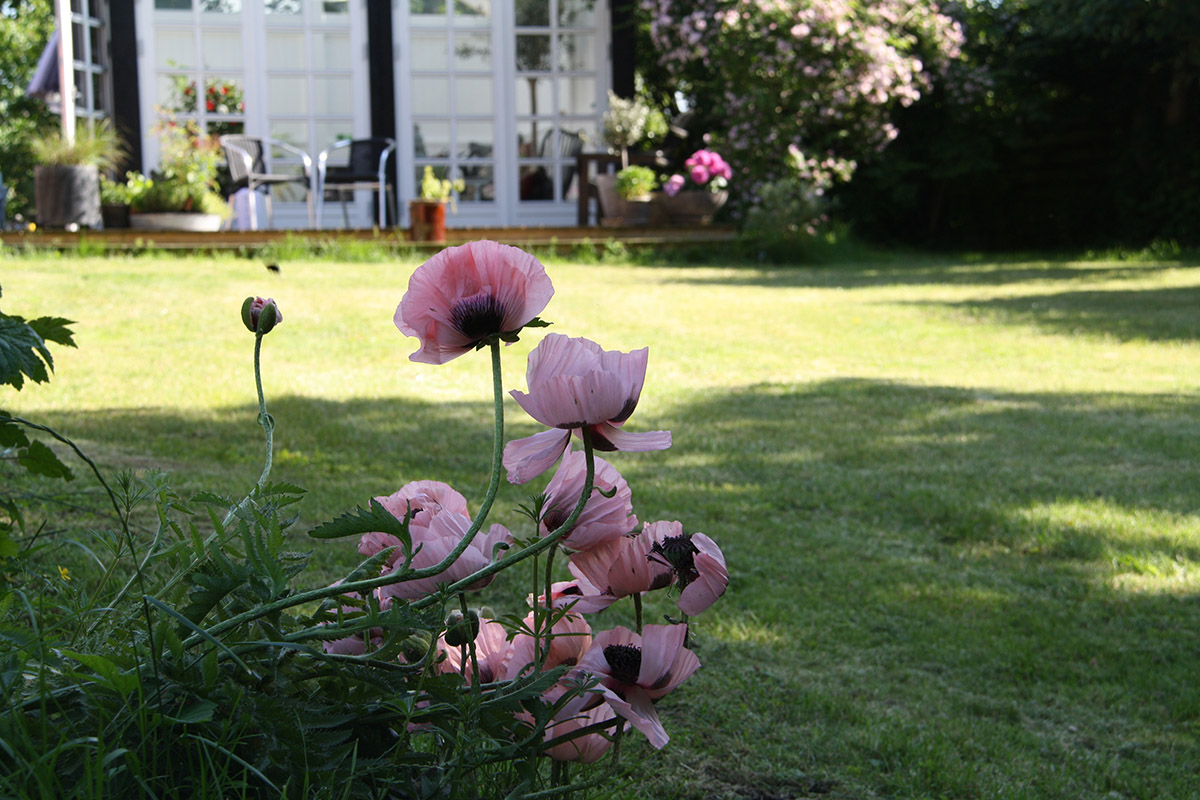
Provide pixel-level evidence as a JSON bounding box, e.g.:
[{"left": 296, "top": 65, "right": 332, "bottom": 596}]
[
  {"left": 410, "top": 0, "right": 446, "bottom": 26},
  {"left": 268, "top": 76, "right": 308, "bottom": 114},
  {"left": 558, "top": 33, "right": 594, "bottom": 71},
  {"left": 516, "top": 120, "right": 551, "bottom": 158},
  {"left": 514, "top": 0, "right": 548, "bottom": 26},
  {"left": 561, "top": 76, "right": 596, "bottom": 115},
  {"left": 208, "top": 119, "right": 244, "bottom": 137},
  {"left": 415, "top": 121, "right": 451, "bottom": 158},
  {"left": 519, "top": 164, "right": 554, "bottom": 200},
  {"left": 313, "top": 76, "right": 353, "bottom": 114},
  {"left": 458, "top": 121, "right": 494, "bottom": 153},
  {"left": 90, "top": 72, "right": 107, "bottom": 113},
  {"left": 89, "top": 25, "right": 103, "bottom": 62},
  {"left": 311, "top": 32, "right": 351, "bottom": 69},
  {"left": 156, "top": 0, "right": 191, "bottom": 9},
  {"left": 558, "top": 0, "right": 594, "bottom": 26},
  {"left": 459, "top": 164, "right": 493, "bottom": 202},
  {"left": 412, "top": 77, "right": 450, "bottom": 115},
  {"left": 515, "top": 35, "right": 550, "bottom": 72},
  {"left": 156, "top": 31, "right": 197, "bottom": 68},
  {"left": 269, "top": 119, "right": 309, "bottom": 149},
  {"left": 71, "top": 22, "right": 84, "bottom": 58},
  {"left": 161, "top": 74, "right": 198, "bottom": 113},
  {"left": 454, "top": 32, "right": 491, "bottom": 70},
  {"left": 264, "top": 0, "right": 301, "bottom": 15},
  {"left": 202, "top": 30, "right": 243, "bottom": 69},
  {"left": 456, "top": 76, "right": 493, "bottom": 115},
  {"left": 320, "top": 0, "right": 349, "bottom": 22},
  {"left": 514, "top": 75, "right": 551, "bottom": 116},
  {"left": 456, "top": 0, "right": 490, "bottom": 25},
  {"left": 267, "top": 32, "right": 306, "bottom": 69},
  {"left": 412, "top": 33, "right": 449, "bottom": 70},
  {"left": 203, "top": 76, "right": 244, "bottom": 115},
  {"left": 315, "top": 121, "right": 355, "bottom": 159},
  {"left": 201, "top": 0, "right": 242, "bottom": 13}
]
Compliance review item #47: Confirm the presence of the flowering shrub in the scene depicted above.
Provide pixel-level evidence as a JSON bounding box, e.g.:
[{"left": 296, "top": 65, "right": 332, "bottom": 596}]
[
  {"left": 170, "top": 75, "right": 245, "bottom": 116},
  {"left": 663, "top": 149, "right": 733, "bottom": 196},
  {"left": 642, "top": 0, "right": 968, "bottom": 202},
  {"left": 0, "top": 241, "right": 726, "bottom": 798}
]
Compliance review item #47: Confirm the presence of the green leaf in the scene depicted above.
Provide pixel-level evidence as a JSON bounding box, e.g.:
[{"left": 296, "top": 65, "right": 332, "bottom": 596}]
[
  {"left": 60, "top": 649, "right": 139, "bottom": 697},
  {"left": 308, "top": 499, "right": 412, "bottom": 553},
  {"left": 0, "top": 314, "right": 51, "bottom": 389},
  {"left": 17, "top": 439, "right": 74, "bottom": 481},
  {"left": 0, "top": 417, "right": 30, "bottom": 448},
  {"left": 166, "top": 699, "right": 218, "bottom": 724},
  {"left": 522, "top": 316, "right": 553, "bottom": 328},
  {"left": 26, "top": 316, "right": 76, "bottom": 348}
]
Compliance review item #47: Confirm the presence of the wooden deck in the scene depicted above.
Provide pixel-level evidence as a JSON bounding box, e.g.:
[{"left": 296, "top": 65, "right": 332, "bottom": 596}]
[{"left": 1, "top": 225, "right": 737, "bottom": 253}]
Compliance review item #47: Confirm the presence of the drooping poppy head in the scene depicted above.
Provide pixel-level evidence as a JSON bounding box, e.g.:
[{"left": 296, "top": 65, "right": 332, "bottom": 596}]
[
  {"left": 395, "top": 240, "right": 554, "bottom": 364},
  {"left": 540, "top": 450, "right": 638, "bottom": 552},
  {"left": 646, "top": 521, "right": 729, "bottom": 616}
]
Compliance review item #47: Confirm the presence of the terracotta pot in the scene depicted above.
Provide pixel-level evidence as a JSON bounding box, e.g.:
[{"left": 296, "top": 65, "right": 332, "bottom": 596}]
[
  {"left": 410, "top": 200, "right": 447, "bottom": 243},
  {"left": 661, "top": 189, "right": 728, "bottom": 225}
]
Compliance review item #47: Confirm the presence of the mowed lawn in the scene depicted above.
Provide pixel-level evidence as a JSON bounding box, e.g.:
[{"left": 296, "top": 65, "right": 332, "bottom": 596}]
[{"left": 5, "top": 247, "right": 1200, "bottom": 799}]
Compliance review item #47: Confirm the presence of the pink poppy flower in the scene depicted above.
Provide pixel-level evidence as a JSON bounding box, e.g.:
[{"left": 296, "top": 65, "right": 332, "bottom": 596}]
[
  {"left": 533, "top": 579, "right": 617, "bottom": 615},
  {"left": 543, "top": 703, "right": 617, "bottom": 763},
  {"left": 503, "top": 334, "right": 671, "bottom": 484},
  {"left": 540, "top": 450, "right": 637, "bottom": 552},
  {"left": 574, "top": 624, "right": 700, "bottom": 748},
  {"left": 375, "top": 508, "right": 512, "bottom": 602},
  {"left": 646, "top": 521, "right": 729, "bottom": 616},
  {"left": 504, "top": 609, "right": 593, "bottom": 680},
  {"left": 567, "top": 528, "right": 674, "bottom": 608},
  {"left": 438, "top": 618, "right": 514, "bottom": 684},
  {"left": 395, "top": 240, "right": 554, "bottom": 364},
  {"left": 359, "top": 480, "right": 473, "bottom": 568}
]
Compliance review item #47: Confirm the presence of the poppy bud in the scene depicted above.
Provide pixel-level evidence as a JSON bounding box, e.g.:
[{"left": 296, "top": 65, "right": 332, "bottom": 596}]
[
  {"left": 443, "top": 609, "right": 480, "bottom": 647},
  {"left": 241, "top": 296, "right": 282, "bottom": 334}
]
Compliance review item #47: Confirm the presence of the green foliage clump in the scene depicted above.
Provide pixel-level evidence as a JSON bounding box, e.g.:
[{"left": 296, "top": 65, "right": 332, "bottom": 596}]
[
  {"left": 30, "top": 120, "right": 126, "bottom": 171},
  {"left": 615, "top": 165, "right": 657, "bottom": 199},
  {"left": 0, "top": 2, "right": 59, "bottom": 220},
  {"left": 126, "top": 117, "right": 228, "bottom": 216}
]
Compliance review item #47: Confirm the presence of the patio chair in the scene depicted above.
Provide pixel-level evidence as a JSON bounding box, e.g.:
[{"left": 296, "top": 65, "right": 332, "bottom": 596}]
[
  {"left": 315, "top": 137, "right": 397, "bottom": 228},
  {"left": 219, "top": 135, "right": 314, "bottom": 230}
]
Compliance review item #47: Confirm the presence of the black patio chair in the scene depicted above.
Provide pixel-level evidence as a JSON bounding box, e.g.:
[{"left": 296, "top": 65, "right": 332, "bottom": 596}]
[{"left": 315, "top": 137, "right": 397, "bottom": 228}]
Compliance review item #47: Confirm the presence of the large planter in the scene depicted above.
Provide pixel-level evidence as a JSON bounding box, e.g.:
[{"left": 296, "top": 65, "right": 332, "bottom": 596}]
[
  {"left": 594, "top": 174, "right": 653, "bottom": 227},
  {"left": 130, "top": 212, "right": 223, "bottom": 232},
  {"left": 34, "top": 165, "right": 102, "bottom": 229},
  {"left": 409, "top": 200, "right": 447, "bottom": 243},
  {"left": 661, "top": 189, "right": 728, "bottom": 225}
]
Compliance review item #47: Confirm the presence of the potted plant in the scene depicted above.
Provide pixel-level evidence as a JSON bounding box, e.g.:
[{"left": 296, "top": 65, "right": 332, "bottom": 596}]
[
  {"left": 127, "top": 116, "right": 229, "bottom": 232},
  {"left": 595, "top": 91, "right": 667, "bottom": 224},
  {"left": 660, "top": 148, "right": 733, "bottom": 225},
  {"left": 31, "top": 120, "right": 124, "bottom": 230},
  {"left": 409, "top": 165, "right": 464, "bottom": 243},
  {"left": 99, "top": 174, "right": 132, "bottom": 229},
  {"left": 601, "top": 165, "right": 658, "bottom": 227}
]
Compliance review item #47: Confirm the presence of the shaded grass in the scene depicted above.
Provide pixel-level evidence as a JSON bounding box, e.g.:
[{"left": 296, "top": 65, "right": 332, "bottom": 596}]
[{"left": 5, "top": 249, "right": 1200, "bottom": 798}]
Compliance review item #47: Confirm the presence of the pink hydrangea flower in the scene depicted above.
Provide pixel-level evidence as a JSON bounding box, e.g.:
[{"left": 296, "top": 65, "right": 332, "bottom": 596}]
[
  {"left": 503, "top": 334, "right": 671, "bottom": 484},
  {"left": 540, "top": 450, "right": 638, "bottom": 552},
  {"left": 646, "top": 520, "right": 729, "bottom": 615},
  {"left": 395, "top": 240, "right": 554, "bottom": 364},
  {"left": 574, "top": 624, "right": 700, "bottom": 748},
  {"left": 663, "top": 174, "right": 686, "bottom": 196}
]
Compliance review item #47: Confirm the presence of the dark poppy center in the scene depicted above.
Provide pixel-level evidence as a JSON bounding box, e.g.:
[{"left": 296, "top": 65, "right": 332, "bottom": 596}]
[
  {"left": 603, "top": 643, "right": 642, "bottom": 686},
  {"left": 450, "top": 293, "right": 506, "bottom": 341},
  {"left": 650, "top": 535, "right": 699, "bottom": 588},
  {"left": 541, "top": 503, "right": 570, "bottom": 534}
]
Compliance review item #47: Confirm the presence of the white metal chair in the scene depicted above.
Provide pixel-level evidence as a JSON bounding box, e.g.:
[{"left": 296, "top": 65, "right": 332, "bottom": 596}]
[
  {"left": 315, "top": 138, "right": 397, "bottom": 228},
  {"left": 219, "top": 135, "right": 314, "bottom": 230}
]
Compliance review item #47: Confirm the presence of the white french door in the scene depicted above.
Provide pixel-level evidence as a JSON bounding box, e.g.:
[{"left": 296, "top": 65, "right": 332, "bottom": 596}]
[
  {"left": 395, "top": 0, "right": 609, "bottom": 228},
  {"left": 135, "top": 0, "right": 370, "bottom": 228}
]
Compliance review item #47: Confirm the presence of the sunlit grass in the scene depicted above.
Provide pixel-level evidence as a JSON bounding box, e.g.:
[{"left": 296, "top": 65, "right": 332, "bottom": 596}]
[{"left": 5, "top": 246, "right": 1200, "bottom": 798}]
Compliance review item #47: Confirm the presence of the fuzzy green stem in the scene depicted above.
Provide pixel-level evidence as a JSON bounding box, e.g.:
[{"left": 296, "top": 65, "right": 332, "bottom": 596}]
[
  {"left": 253, "top": 332, "right": 274, "bottom": 491},
  {"left": 538, "top": 541, "right": 560, "bottom": 669},
  {"left": 186, "top": 340, "right": 510, "bottom": 648}
]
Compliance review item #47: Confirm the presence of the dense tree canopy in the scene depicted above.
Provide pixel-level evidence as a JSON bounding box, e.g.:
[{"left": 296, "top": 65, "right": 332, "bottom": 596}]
[{"left": 0, "top": 0, "right": 56, "bottom": 220}]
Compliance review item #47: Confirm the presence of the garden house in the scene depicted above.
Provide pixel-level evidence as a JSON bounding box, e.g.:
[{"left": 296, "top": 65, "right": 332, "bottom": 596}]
[{"left": 68, "top": 0, "right": 635, "bottom": 228}]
